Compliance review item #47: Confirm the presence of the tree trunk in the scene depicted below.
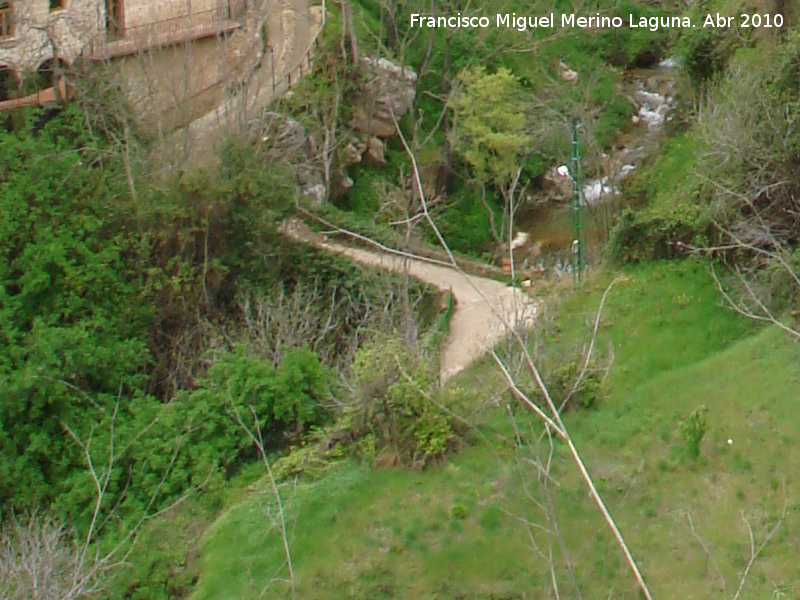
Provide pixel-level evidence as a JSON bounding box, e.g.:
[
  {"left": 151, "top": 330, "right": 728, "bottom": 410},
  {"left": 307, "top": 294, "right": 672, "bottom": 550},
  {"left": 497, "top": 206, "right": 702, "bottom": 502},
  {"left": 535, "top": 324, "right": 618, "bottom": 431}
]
[
  {"left": 344, "top": 0, "right": 359, "bottom": 65},
  {"left": 385, "top": 0, "right": 398, "bottom": 54},
  {"left": 442, "top": 32, "right": 453, "bottom": 181}
]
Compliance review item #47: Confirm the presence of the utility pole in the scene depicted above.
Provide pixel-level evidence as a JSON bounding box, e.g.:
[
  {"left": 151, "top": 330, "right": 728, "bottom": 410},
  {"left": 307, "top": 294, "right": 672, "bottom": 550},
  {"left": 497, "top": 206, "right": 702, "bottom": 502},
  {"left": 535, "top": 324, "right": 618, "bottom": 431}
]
[{"left": 571, "top": 120, "right": 584, "bottom": 282}]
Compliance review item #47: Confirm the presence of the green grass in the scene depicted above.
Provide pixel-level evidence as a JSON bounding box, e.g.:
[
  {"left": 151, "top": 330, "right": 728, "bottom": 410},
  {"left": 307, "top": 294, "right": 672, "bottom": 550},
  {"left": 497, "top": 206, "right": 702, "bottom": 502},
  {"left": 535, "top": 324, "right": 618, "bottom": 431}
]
[
  {"left": 628, "top": 132, "right": 703, "bottom": 211},
  {"left": 188, "top": 259, "right": 800, "bottom": 599},
  {"left": 553, "top": 260, "right": 752, "bottom": 392}
]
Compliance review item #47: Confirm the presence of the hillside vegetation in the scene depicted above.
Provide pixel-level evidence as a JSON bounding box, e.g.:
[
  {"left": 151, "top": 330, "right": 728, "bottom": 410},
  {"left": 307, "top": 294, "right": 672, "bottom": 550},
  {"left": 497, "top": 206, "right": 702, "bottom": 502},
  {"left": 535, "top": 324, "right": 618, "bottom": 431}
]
[
  {"left": 188, "top": 260, "right": 800, "bottom": 599},
  {"left": 2, "top": 0, "right": 800, "bottom": 598}
]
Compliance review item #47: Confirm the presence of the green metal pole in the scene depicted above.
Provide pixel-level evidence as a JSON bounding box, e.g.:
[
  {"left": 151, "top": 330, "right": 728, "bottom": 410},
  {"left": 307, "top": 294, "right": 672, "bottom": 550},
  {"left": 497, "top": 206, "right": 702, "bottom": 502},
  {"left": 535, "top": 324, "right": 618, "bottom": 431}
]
[{"left": 571, "top": 120, "right": 583, "bottom": 282}]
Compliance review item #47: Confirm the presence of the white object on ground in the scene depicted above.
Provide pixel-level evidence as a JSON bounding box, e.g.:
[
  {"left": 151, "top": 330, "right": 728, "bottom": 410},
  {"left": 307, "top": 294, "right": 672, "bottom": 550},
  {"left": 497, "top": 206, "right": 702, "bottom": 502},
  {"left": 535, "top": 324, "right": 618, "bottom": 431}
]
[
  {"left": 510, "top": 231, "right": 529, "bottom": 250},
  {"left": 559, "top": 61, "right": 578, "bottom": 83}
]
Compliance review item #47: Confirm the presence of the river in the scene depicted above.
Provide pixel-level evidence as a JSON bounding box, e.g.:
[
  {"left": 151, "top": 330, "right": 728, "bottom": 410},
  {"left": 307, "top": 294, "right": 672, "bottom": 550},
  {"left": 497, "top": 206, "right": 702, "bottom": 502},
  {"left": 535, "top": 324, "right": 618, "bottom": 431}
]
[{"left": 514, "top": 58, "right": 679, "bottom": 278}]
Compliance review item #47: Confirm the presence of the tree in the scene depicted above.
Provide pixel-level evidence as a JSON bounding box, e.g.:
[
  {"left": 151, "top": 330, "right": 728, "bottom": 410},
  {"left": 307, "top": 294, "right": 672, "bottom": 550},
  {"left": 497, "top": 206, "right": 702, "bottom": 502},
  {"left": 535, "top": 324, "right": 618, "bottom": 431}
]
[
  {"left": 451, "top": 66, "right": 529, "bottom": 256},
  {"left": 452, "top": 67, "right": 527, "bottom": 188},
  {"left": 0, "top": 391, "right": 198, "bottom": 600}
]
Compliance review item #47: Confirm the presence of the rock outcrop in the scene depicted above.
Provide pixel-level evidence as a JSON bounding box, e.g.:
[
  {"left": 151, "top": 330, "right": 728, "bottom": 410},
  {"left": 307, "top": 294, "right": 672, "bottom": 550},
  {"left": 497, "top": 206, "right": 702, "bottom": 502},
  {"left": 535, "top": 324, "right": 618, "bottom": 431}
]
[
  {"left": 358, "top": 136, "right": 386, "bottom": 166},
  {"left": 256, "top": 112, "right": 326, "bottom": 203},
  {"left": 247, "top": 58, "right": 418, "bottom": 204},
  {"left": 350, "top": 57, "right": 417, "bottom": 139}
]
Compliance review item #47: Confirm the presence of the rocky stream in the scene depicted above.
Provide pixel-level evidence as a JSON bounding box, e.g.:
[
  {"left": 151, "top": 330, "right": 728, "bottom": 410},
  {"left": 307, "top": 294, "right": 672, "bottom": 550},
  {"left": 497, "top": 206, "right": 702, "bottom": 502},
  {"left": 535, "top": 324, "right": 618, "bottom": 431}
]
[{"left": 514, "top": 58, "right": 681, "bottom": 278}]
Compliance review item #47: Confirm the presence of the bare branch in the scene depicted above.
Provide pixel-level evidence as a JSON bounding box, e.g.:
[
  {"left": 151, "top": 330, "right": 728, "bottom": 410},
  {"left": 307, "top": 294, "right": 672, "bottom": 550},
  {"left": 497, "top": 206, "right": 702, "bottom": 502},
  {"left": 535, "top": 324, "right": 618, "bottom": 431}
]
[
  {"left": 229, "top": 396, "right": 296, "bottom": 599},
  {"left": 732, "top": 478, "right": 788, "bottom": 600},
  {"left": 684, "top": 511, "right": 726, "bottom": 596},
  {"left": 559, "top": 278, "right": 617, "bottom": 412},
  {"left": 390, "top": 101, "right": 654, "bottom": 600}
]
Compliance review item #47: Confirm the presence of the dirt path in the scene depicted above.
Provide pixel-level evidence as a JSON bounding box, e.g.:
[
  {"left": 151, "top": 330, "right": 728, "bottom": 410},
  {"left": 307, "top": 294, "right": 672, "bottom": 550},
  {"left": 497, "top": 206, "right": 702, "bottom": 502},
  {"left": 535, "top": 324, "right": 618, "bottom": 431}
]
[{"left": 284, "top": 221, "right": 537, "bottom": 382}]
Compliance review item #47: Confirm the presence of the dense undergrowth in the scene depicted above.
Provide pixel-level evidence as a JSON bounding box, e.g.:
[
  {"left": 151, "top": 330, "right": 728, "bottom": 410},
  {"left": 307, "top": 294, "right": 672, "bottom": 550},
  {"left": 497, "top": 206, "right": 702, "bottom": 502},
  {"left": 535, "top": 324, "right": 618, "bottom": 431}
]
[
  {"left": 610, "top": 7, "right": 800, "bottom": 269},
  {"left": 288, "top": 0, "right": 681, "bottom": 259},
  {"left": 3, "top": 0, "right": 800, "bottom": 598},
  {"left": 0, "top": 101, "right": 447, "bottom": 598}
]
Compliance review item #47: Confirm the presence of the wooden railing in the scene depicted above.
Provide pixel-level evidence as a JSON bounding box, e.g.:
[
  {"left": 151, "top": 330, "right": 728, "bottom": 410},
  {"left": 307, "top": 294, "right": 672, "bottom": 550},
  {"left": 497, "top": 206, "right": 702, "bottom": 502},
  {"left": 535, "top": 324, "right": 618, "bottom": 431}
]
[
  {"left": 0, "top": 5, "right": 14, "bottom": 39},
  {"left": 0, "top": 77, "right": 68, "bottom": 111},
  {"left": 85, "top": 2, "right": 242, "bottom": 60}
]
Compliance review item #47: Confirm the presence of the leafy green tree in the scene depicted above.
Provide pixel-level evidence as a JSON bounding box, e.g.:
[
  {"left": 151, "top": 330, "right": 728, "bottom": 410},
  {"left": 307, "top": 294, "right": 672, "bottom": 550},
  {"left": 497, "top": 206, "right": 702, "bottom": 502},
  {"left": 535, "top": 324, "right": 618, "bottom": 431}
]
[
  {"left": 183, "top": 346, "right": 332, "bottom": 476},
  {"left": 451, "top": 67, "right": 529, "bottom": 252},
  {"left": 272, "top": 347, "right": 332, "bottom": 436},
  {"left": 452, "top": 66, "right": 527, "bottom": 189},
  {"left": 0, "top": 110, "right": 150, "bottom": 512}
]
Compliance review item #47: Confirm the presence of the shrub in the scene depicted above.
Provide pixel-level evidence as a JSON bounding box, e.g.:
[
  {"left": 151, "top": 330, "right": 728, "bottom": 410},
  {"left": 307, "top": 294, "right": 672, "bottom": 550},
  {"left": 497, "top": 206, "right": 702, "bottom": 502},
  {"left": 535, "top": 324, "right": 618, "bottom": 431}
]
[
  {"left": 679, "top": 405, "right": 709, "bottom": 459},
  {"left": 676, "top": 0, "right": 747, "bottom": 88},
  {"left": 548, "top": 359, "right": 605, "bottom": 410},
  {"left": 525, "top": 355, "right": 606, "bottom": 412},
  {"left": 429, "top": 186, "right": 497, "bottom": 257},
  {"left": 449, "top": 501, "right": 468, "bottom": 520},
  {"left": 596, "top": 0, "right": 669, "bottom": 68},
  {"left": 344, "top": 337, "right": 464, "bottom": 468},
  {"left": 270, "top": 337, "right": 465, "bottom": 477},
  {"left": 607, "top": 204, "right": 711, "bottom": 265},
  {"left": 273, "top": 435, "right": 338, "bottom": 481},
  {"left": 184, "top": 346, "right": 333, "bottom": 476}
]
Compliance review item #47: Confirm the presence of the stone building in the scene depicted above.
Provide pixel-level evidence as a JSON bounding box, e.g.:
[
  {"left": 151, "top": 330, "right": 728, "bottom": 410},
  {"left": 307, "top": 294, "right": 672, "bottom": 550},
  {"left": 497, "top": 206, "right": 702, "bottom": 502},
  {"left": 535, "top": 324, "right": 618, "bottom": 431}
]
[{"left": 0, "top": 0, "right": 255, "bottom": 128}]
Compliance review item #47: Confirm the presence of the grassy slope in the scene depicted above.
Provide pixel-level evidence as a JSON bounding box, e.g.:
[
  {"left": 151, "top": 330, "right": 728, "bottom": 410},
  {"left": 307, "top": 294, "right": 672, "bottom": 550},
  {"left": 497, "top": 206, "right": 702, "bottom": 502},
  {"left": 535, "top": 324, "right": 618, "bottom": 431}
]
[{"left": 188, "top": 259, "right": 800, "bottom": 599}]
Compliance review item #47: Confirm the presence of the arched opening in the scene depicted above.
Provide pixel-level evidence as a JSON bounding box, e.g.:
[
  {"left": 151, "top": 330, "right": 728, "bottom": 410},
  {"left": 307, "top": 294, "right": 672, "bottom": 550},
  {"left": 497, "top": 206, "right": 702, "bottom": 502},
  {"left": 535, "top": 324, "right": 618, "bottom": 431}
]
[
  {"left": 35, "top": 58, "right": 71, "bottom": 102},
  {"left": 36, "top": 58, "right": 70, "bottom": 88},
  {"left": 0, "top": 66, "right": 18, "bottom": 102}
]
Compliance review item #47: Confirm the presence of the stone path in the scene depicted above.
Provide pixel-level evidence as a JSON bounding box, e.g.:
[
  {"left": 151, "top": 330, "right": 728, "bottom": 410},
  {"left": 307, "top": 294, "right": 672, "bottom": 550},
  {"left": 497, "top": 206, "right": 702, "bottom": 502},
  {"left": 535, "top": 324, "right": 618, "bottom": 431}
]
[{"left": 283, "top": 220, "right": 538, "bottom": 382}]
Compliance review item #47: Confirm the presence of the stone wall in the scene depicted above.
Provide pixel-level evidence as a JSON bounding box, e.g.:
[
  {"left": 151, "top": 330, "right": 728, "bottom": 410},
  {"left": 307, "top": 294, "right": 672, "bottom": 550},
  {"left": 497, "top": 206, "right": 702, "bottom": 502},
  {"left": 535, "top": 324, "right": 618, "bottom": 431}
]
[
  {"left": 114, "top": 34, "right": 233, "bottom": 131},
  {"left": 123, "top": 0, "right": 222, "bottom": 30},
  {"left": 113, "top": 0, "right": 259, "bottom": 132},
  {"left": 0, "top": 0, "right": 253, "bottom": 129},
  {"left": 0, "top": 0, "right": 239, "bottom": 72},
  {"left": 0, "top": 0, "right": 102, "bottom": 73}
]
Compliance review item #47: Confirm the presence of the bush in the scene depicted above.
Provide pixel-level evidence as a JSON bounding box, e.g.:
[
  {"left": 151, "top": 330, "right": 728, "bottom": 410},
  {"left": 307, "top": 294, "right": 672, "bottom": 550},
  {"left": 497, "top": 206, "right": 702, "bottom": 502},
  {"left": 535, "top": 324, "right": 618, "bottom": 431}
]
[
  {"left": 184, "top": 346, "right": 333, "bottom": 476},
  {"left": 528, "top": 356, "right": 606, "bottom": 412},
  {"left": 428, "top": 186, "right": 497, "bottom": 257},
  {"left": 676, "top": 0, "right": 748, "bottom": 87},
  {"left": 269, "top": 337, "right": 466, "bottom": 477},
  {"left": 345, "top": 337, "right": 463, "bottom": 468},
  {"left": 607, "top": 204, "right": 711, "bottom": 265},
  {"left": 449, "top": 501, "right": 468, "bottom": 520},
  {"left": 596, "top": 1, "right": 669, "bottom": 68},
  {"left": 679, "top": 405, "right": 709, "bottom": 459},
  {"left": 273, "top": 430, "right": 340, "bottom": 481}
]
